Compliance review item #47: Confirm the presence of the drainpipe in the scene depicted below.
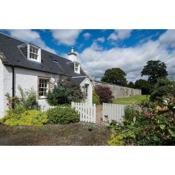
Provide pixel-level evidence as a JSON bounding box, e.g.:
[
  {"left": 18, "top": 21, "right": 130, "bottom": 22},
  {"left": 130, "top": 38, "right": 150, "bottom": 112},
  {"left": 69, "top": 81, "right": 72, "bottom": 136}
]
[{"left": 11, "top": 66, "right": 15, "bottom": 109}]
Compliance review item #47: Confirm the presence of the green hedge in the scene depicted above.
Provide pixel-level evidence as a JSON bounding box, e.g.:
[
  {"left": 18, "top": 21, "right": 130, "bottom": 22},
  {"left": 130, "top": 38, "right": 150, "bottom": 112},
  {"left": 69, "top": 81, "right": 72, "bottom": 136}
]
[{"left": 47, "top": 105, "right": 80, "bottom": 124}]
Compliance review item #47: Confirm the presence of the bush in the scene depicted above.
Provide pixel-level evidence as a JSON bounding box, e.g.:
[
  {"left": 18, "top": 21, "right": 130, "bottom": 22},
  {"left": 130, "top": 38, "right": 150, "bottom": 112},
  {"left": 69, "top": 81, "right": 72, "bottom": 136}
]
[
  {"left": 150, "top": 79, "right": 175, "bottom": 101},
  {"left": 2, "top": 110, "right": 48, "bottom": 126},
  {"left": 6, "top": 87, "right": 39, "bottom": 110},
  {"left": 92, "top": 90, "right": 100, "bottom": 105},
  {"left": 47, "top": 79, "right": 83, "bottom": 105},
  {"left": 47, "top": 105, "right": 80, "bottom": 124},
  {"left": 108, "top": 101, "right": 175, "bottom": 145},
  {"left": 95, "top": 85, "right": 113, "bottom": 104},
  {"left": 134, "top": 79, "right": 152, "bottom": 95}
]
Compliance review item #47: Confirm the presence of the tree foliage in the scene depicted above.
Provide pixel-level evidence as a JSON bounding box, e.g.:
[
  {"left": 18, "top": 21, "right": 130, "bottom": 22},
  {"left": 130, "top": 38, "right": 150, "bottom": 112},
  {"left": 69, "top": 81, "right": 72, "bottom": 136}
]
[
  {"left": 134, "top": 79, "right": 152, "bottom": 95},
  {"left": 101, "top": 68, "right": 127, "bottom": 86},
  {"left": 127, "top": 81, "right": 135, "bottom": 88},
  {"left": 150, "top": 79, "right": 175, "bottom": 101},
  {"left": 141, "top": 60, "right": 168, "bottom": 84}
]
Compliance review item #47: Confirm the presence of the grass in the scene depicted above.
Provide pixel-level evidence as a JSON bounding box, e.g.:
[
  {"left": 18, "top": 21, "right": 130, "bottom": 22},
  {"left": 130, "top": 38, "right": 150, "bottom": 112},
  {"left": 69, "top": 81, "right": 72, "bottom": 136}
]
[
  {"left": 0, "top": 123, "right": 111, "bottom": 145},
  {"left": 113, "top": 95, "right": 149, "bottom": 105}
]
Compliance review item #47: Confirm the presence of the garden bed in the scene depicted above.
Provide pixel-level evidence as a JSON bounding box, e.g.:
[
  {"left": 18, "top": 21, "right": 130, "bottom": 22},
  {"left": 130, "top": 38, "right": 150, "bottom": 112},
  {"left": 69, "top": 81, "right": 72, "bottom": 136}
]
[{"left": 0, "top": 123, "right": 111, "bottom": 145}]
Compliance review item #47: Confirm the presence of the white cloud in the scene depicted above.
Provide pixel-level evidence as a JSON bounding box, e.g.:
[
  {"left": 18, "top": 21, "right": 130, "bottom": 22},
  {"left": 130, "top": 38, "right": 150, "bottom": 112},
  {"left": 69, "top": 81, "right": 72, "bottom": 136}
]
[
  {"left": 159, "top": 29, "right": 175, "bottom": 48},
  {"left": 79, "top": 34, "right": 175, "bottom": 82},
  {"left": 108, "top": 29, "right": 133, "bottom": 41},
  {"left": 8, "top": 29, "right": 56, "bottom": 54},
  {"left": 96, "top": 37, "right": 105, "bottom": 43},
  {"left": 83, "top": 32, "right": 91, "bottom": 39},
  {"left": 52, "top": 29, "right": 82, "bottom": 45}
]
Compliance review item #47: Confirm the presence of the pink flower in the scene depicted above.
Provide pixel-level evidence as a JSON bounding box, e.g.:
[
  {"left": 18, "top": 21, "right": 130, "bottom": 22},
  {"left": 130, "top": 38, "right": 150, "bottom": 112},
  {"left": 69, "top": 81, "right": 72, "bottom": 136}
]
[{"left": 144, "top": 111, "right": 152, "bottom": 118}]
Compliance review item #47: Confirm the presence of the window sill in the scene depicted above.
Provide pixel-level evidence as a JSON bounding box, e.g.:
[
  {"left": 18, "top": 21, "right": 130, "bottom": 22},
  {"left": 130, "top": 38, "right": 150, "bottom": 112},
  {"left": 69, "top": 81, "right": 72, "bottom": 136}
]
[{"left": 38, "top": 96, "right": 48, "bottom": 100}]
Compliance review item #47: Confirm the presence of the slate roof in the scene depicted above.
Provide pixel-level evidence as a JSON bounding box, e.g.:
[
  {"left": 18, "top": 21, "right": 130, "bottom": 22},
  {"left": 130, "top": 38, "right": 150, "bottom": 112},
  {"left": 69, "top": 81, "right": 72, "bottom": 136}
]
[
  {"left": 0, "top": 33, "right": 87, "bottom": 81},
  {"left": 71, "top": 77, "right": 87, "bottom": 86}
]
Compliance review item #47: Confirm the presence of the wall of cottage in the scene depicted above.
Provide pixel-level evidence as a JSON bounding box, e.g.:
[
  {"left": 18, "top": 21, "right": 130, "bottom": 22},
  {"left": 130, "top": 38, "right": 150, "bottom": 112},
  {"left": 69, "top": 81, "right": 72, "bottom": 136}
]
[
  {"left": 15, "top": 67, "right": 60, "bottom": 111},
  {"left": 0, "top": 66, "right": 60, "bottom": 117},
  {"left": 0, "top": 63, "right": 13, "bottom": 118},
  {"left": 93, "top": 81, "right": 141, "bottom": 99},
  {"left": 0, "top": 59, "right": 4, "bottom": 117}
]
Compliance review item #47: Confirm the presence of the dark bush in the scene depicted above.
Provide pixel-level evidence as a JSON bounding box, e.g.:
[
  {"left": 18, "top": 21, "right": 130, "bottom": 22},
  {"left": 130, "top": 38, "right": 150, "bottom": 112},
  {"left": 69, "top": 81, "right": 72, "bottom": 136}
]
[
  {"left": 95, "top": 85, "right": 113, "bottom": 103},
  {"left": 47, "top": 105, "right": 80, "bottom": 124},
  {"left": 47, "top": 79, "right": 83, "bottom": 105},
  {"left": 150, "top": 79, "right": 175, "bottom": 101},
  {"left": 134, "top": 79, "right": 152, "bottom": 95}
]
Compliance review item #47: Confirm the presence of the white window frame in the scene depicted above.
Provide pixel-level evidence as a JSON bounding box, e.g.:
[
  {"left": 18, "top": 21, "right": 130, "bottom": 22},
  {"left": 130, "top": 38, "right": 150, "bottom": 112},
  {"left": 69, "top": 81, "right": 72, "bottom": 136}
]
[
  {"left": 27, "top": 44, "right": 41, "bottom": 63},
  {"left": 74, "top": 62, "right": 80, "bottom": 74},
  {"left": 38, "top": 77, "right": 50, "bottom": 99}
]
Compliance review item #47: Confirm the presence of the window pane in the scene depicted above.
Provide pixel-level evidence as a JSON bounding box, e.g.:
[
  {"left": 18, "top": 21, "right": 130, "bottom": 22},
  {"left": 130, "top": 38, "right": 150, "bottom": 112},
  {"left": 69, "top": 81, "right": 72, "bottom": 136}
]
[{"left": 39, "top": 78, "right": 49, "bottom": 97}]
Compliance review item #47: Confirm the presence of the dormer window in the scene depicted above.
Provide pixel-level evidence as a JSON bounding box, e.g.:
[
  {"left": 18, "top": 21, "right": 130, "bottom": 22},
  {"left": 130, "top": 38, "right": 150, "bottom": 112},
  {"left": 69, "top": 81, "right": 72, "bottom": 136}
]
[
  {"left": 27, "top": 44, "right": 41, "bottom": 63},
  {"left": 74, "top": 61, "right": 80, "bottom": 74}
]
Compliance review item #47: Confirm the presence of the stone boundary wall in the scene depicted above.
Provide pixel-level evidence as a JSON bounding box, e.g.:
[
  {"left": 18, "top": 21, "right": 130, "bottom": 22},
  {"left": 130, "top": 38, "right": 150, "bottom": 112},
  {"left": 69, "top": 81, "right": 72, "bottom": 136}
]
[{"left": 93, "top": 81, "right": 141, "bottom": 99}]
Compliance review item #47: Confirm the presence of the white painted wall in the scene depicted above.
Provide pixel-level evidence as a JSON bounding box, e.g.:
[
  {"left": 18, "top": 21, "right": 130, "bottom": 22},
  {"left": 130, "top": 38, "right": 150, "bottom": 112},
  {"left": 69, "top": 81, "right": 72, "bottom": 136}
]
[
  {"left": 0, "top": 59, "right": 4, "bottom": 117},
  {"left": 0, "top": 66, "right": 60, "bottom": 118},
  {"left": 15, "top": 67, "right": 60, "bottom": 111},
  {"left": 3, "top": 66, "right": 13, "bottom": 117},
  {"left": 80, "top": 78, "right": 93, "bottom": 104}
]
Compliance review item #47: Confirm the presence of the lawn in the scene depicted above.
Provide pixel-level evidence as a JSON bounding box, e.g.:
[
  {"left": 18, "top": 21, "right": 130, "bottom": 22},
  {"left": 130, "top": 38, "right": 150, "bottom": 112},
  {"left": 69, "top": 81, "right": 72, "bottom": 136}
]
[
  {"left": 113, "top": 95, "right": 149, "bottom": 105},
  {"left": 0, "top": 123, "right": 111, "bottom": 145}
]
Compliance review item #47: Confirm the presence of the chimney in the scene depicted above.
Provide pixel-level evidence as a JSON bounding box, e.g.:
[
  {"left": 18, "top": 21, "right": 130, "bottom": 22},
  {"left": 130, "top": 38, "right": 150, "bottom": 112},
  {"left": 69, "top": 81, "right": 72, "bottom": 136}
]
[{"left": 67, "top": 47, "right": 78, "bottom": 62}]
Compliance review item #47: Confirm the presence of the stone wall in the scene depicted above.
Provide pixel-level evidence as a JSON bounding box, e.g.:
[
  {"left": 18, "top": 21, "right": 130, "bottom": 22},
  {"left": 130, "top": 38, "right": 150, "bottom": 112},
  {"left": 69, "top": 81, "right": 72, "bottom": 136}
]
[{"left": 93, "top": 81, "right": 141, "bottom": 99}]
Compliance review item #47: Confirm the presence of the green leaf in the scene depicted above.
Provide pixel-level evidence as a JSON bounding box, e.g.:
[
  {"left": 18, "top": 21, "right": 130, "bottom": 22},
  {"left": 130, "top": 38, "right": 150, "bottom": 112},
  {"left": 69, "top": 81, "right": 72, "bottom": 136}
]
[
  {"left": 168, "top": 129, "right": 175, "bottom": 137},
  {"left": 160, "top": 124, "right": 165, "bottom": 130}
]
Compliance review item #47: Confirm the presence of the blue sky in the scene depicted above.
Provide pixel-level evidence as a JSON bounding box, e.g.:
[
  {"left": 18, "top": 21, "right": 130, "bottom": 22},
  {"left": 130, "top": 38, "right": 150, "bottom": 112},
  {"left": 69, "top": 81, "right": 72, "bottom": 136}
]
[{"left": 0, "top": 29, "right": 174, "bottom": 82}]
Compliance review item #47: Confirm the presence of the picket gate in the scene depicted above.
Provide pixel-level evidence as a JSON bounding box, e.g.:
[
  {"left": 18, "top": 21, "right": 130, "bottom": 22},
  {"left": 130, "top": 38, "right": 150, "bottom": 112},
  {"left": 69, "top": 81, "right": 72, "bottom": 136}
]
[
  {"left": 71, "top": 102, "right": 96, "bottom": 123},
  {"left": 102, "top": 103, "right": 126, "bottom": 123}
]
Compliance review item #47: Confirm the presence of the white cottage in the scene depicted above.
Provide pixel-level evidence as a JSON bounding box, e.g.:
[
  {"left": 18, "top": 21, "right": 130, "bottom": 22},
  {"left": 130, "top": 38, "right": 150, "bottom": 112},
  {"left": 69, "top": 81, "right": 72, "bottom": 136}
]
[{"left": 0, "top": 33, "right": 93, "bottom": 117}]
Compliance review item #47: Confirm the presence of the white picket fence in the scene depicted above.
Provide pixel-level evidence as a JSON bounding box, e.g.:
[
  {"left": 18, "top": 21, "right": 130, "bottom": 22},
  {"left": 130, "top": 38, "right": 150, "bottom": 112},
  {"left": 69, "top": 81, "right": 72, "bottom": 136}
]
[
  {"left": 71, "top": 102, "right": 96, "bottom": 123},
  {"left": 102, "top": 103, "right": 126, "bottom": 123}
]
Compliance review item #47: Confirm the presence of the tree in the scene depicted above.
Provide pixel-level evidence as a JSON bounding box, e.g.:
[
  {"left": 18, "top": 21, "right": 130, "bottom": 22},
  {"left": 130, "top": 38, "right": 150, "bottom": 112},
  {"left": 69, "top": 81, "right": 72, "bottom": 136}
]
[
  {"left": 135, "top": 79, "right": 152, "bottom": 95},
  {"left": 127, "top": 81, "right": 135, "bottom": 88},
  {"left": 95, "top": 85, "right": 113, "bottom": 103},
  {"left": 101, "top": 68, "right": 127, "bottom": 86},
  {"left": 141, "top": 60, "right": 168, "bottom": 84},
  {"left": 47, "top": 79, "right": 83, "bottom": 105}
]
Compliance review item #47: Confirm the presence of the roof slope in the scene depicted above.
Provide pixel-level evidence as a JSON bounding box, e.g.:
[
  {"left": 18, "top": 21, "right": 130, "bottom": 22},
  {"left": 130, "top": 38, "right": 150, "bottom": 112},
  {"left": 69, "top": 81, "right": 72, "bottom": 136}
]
[{"left": 0, "top": 33, "right": 87, "bottom": 79}]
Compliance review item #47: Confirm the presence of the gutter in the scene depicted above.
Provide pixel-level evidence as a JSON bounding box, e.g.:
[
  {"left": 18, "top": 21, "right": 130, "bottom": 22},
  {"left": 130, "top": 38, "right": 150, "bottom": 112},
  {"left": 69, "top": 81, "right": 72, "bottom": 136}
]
[{"left": 11, "top": 66, "right": 15, "bottom": 108}]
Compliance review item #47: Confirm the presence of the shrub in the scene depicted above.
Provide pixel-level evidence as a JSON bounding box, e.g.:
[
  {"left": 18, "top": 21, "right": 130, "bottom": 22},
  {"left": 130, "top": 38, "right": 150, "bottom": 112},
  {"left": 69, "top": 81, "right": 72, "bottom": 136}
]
[
  {"left": 134, "top": 79, "right": 152, "bottom": 95},
  {"left": 108, "top": 102, "right": 175, "bottom": 145},
  {"left": 2, "top": 110, "right": 48, "bottom": 126},
  {"left": 92, "top": 90, "right": 100, "bottom": 105},
  {"left": 95, "top": 85, "right": 113, "bottom": 104},
  {"left": 19, "top": 87, "right": 39, "bottom": 110},
  {"left": 150, "top": 79, "right": 175, "bottom": 101},
  {"left": 47, "top": 105, "right": 80, "bottom": 124},
  {"left": 6, "top": 87, "right": 39, "bottom": 110},
  {"left": 47, "top": 79, "right": 83, "bottom": 105}
]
